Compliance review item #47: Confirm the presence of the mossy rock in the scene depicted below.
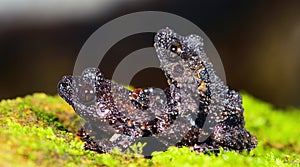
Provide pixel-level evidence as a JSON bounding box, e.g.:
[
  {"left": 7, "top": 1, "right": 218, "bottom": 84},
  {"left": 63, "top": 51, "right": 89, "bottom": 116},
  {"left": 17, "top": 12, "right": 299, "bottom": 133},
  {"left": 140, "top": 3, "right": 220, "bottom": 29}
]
[{"left": 0, "top": 93, "right": 299, "bottom": 166}]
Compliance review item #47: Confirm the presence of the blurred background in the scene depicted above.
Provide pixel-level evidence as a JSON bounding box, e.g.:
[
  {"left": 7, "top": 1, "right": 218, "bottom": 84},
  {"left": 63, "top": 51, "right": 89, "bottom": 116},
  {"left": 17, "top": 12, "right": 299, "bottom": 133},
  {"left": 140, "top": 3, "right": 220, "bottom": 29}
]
[{"left": 0, "top": 0, "right": 299, "bottom": 108}]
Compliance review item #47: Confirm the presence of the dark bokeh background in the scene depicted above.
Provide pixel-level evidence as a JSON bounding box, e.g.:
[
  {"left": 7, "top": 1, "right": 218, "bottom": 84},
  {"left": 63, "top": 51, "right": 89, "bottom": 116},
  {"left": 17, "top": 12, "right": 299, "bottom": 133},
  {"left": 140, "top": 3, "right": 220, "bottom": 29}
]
[{"left": 0, "top": 0, "right": 299, "bottom": 108}]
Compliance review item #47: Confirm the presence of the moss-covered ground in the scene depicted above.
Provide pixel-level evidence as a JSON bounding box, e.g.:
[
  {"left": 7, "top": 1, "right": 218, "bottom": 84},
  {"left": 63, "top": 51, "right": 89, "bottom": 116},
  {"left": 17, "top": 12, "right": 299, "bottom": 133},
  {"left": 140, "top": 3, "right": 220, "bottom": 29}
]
[{"left": 0, "top": 93, "right": 299, "bottom": 166}]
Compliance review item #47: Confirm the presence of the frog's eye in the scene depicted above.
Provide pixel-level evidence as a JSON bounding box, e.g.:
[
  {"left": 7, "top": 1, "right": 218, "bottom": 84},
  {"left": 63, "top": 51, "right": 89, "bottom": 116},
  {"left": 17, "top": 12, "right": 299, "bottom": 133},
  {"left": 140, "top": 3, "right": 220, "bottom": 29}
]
[
  {"left": 169, "top": 42, "right": 182, "bottom": 55},
  {"left": 79, "top": 84, "right": 96, "bottom": 103}
]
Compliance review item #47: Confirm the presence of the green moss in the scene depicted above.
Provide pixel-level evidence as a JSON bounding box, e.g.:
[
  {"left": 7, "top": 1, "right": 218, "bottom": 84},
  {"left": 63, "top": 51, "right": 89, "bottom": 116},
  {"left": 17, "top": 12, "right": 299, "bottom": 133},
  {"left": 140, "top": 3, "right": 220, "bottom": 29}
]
[{"left": 0, "top": 93, "right": 299, "bottom": 166}]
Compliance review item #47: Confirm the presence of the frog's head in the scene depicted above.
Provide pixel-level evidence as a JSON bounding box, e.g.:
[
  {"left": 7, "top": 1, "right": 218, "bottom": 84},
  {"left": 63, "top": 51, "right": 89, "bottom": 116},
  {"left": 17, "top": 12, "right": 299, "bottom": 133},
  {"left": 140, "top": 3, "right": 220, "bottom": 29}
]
[
  {"left": 58, "top": 67, "right": 114, "bottom": 120},
  {"left": 154, "top": 27, "right": 205, "bottom": 84}
]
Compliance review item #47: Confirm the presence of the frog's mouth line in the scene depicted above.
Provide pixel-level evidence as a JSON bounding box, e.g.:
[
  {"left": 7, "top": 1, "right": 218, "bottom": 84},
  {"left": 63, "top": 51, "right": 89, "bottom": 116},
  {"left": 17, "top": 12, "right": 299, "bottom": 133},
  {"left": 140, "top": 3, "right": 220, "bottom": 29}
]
[{"left": 58, "top": 76, "right": 75, "bottom": 106}]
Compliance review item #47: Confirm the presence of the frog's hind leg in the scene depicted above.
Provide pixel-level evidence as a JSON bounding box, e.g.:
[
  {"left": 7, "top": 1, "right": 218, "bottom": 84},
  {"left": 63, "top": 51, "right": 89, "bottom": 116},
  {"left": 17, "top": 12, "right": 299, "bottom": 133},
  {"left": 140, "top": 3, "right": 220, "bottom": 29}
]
[{"left": 210, "top": 123, "right": 258, "bottom": 152}]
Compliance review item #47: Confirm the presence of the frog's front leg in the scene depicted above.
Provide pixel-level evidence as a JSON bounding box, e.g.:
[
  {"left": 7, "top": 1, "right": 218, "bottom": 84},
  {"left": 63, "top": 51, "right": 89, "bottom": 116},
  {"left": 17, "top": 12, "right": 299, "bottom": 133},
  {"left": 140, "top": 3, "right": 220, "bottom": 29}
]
[
  {"left": 129, "top": 88, "right": 151, "bottom": 110},
  {"left": 126, "top": 85, "right": 180, "bottom": 135}
]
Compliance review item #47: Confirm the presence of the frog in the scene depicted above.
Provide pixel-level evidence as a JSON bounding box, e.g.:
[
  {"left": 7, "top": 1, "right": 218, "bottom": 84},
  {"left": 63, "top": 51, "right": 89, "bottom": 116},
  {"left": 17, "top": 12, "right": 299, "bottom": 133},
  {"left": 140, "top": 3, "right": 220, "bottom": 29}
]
[
  {"left": 153, "top": 28, "right": 257, "bottom": 152},
  {"left": 57, "top": 27, "right": 257, "bottom": 154}
]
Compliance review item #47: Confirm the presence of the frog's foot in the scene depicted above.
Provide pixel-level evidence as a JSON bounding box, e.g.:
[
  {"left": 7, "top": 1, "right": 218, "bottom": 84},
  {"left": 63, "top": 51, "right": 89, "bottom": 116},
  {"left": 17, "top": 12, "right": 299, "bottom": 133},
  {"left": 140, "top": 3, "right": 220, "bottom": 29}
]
[{"left": 77, "top": 128, "right": 107, "bottom": 153}]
